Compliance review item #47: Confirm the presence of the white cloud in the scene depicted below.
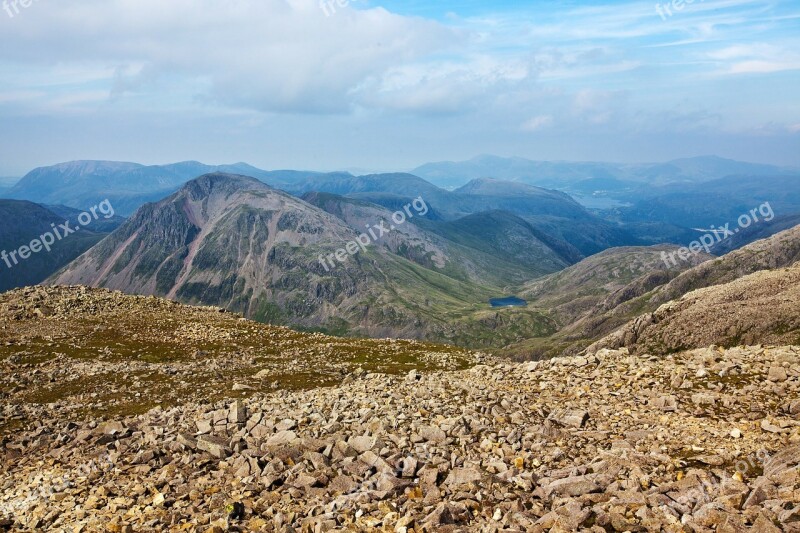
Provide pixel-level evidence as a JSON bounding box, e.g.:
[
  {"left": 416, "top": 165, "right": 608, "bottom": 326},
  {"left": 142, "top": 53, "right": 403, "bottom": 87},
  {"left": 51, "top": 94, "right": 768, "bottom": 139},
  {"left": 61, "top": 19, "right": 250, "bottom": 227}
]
[
  {"left": 727, "top": 59, "right": 800, "bottom": 74},
  {"left": 0, "top": 0, "right": 460, "bottom": 114},
  {"left": 521, "top": 115, "right": 553, "bottom": 131},
  {"left": 354, "top": 55, "right": 532, "bottom": 114},
  {"left": 706, "top": 42, "right": 800, "bottom": 75}
]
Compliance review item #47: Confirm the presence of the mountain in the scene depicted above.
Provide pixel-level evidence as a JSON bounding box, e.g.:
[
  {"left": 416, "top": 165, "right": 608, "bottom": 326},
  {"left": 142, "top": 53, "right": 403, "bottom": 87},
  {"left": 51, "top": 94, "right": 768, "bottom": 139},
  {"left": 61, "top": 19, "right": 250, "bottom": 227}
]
[
  {"left": 412, "top": 154, "right": 791, "bottom": 189},
  {"left": 0, "top": 200, "right": 121, "bottom": 292},
  {"left": 284, "top": 173, "right": 592, "bottom": 220},
  {"left": 7, "top": 160, "right": 202, "bottom": 216},
  {"left": 496, "top": 245, "right": 711, "bottom": 357},
  {"left": 660, "top": 155, "right": 787, "bottom": 182},
  {"left": 520, "top": 245, "right": 713, "bottom": 327},
  {"left": 588, "top": 262, "right": 800, "bottom": 355},
  {"left": 634, "top": 223, "right": 800, "bottom": 308},
  {"left": 499, "top": 223, "right": 800, "bottom": 359},
  {"left": 65, "top": 171, "right": 797, "bottom": 350},
  {"left": 413, "top": 155, "right": 627, "bottom": 189},
  {"left": 302, "top": 193, "right": 569, "bottom": 285},
  {"left": 48, "top": 173, "right": 563, "bottom": 347},
  {"left": 711, "top": 214, "right": 800, "bottom": 255},
  {"left": 41, "top": 204, "right": 126, "bottom": 233},
  {"left": 605, "top": 174, "right": 800, "bottom": 229},
  {"left": 285, "top": 174, "right": 639, "bottom": 256},
  {"left": 6, "top": 160, "right": 321, "bottom": 216},
  {"left": 416, "top": 210, "right": 577, "bottom": 273}
]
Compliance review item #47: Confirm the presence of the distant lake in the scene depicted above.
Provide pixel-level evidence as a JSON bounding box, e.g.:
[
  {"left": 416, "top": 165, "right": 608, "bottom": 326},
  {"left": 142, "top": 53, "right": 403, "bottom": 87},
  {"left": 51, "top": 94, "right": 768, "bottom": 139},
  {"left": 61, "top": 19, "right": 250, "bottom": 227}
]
[{"left": 489, "top": 296, "right": 528, "bottom": 308}]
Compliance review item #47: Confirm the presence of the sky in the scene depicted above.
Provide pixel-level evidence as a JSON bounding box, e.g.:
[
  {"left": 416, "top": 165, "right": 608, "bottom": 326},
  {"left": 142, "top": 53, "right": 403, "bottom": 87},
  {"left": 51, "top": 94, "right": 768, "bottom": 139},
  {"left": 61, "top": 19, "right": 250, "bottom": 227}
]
[{"left": 0, "top": 0, "right": 798, "bottom": 176}]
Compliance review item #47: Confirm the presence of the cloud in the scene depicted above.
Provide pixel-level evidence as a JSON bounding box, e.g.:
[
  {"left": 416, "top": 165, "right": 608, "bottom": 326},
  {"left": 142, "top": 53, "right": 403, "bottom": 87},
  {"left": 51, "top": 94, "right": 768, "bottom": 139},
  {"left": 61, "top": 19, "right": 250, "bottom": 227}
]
[
  {"left": 0, "top": 0, "right": 460, "bottom": 114},
  {"left": 706, "top": 42, "right": 800, "bottom": 75},
  {"left": 521, "top": 115, "right": 553, "bottom": 132},
  {"left": 354, "top": 55, "right": 533, "bottom": 114}
]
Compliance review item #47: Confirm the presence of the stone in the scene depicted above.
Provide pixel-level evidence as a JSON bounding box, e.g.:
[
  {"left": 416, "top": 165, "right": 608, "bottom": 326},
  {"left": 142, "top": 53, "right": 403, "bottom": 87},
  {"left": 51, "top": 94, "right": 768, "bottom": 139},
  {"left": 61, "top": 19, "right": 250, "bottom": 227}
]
[
  {"left": 768, "top": 366, "right": 788, "bottom": 382},
  {"left": 4, "top": 291, "right": 800, "bottom": 533},
  {"left": 751, "top": 514, "right": 782, "bottom": 533},
  {"left": 195, "top": 419, "right": 213, "bottom": 434},
  {"left": 652, "top": 396, "right": 677, "bottom": 412},
  {"left": 229, "top": 400, "right": 248, "bottom": 424},
  {"left": 692, "top": 393, "right": 717, "bottom": 406},
  {"left": 418, "top": 425, "right": 446, "bottom": 443},
  {"left": 347, "top": 435, "right": 376, "bottom": 453},
  {"left": 197, "top": 435, "right": 232, "bottom": 459},
  {"left": 275, "top": 419, "right": 297, "bottom": 431},
  {"left": 329, "top": 475, "right": 357, "bottom": 494},
  {"left": 545, "top": 475, "right": 601, "bottom": 497},
  {"left": 422, "top": 502, "right": 469, "bottom": 527},
  {"left": 406, "top": 369, "right": 421, "bottom": 383},
  {"left": 398, "top": 456, "right": 418, "bottom": 478},
  {"left": 266, "top": 430, "right": 298, "bottom": 447},
  {"left": 99, "top": 421, "right": 126, "bottom": 436},
  {"left": 548, "top": 408, "right": 589, "bottom": 428},
  {"left": 444, "top": 467, "right": 482, "bottom": 486}
]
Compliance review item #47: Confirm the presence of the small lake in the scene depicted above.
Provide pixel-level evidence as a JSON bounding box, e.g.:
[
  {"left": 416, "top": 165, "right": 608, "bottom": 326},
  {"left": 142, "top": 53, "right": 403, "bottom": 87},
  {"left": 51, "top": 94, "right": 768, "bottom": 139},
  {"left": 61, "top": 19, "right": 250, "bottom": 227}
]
[{"left": 489, "top": 296, "right": 528, "bottom": 308}]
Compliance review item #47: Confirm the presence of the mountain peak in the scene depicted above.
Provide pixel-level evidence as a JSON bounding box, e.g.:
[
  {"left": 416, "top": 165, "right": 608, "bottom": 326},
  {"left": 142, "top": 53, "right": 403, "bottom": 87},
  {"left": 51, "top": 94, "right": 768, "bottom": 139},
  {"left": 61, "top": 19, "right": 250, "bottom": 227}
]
[{"left": 178, "top": 172, "right": 269, "bottom": 201}]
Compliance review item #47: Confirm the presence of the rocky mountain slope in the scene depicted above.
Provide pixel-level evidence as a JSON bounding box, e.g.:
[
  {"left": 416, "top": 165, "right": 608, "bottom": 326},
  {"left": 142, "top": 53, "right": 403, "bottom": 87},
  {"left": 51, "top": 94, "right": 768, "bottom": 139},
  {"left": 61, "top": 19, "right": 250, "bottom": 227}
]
[
  {"left": 520, "top": 245, "right": 713, "bottom": 327},
  {"left": 47, "top": 174, "right": 559, "bottom": 348},
  {"left": 588, "top": 262, "right": 800, "bottom": 355},
  {"left": 503, "top": 225, "right": 800, "bottom": 359},
  {"left": 303, "top": 192, "right": 571, "bottom": 285},
  {"left": 1, "top": 287, "right": 798, "bottom": 531},
  {"left": 711, "top": 215, "right": 800, "bottom": 255}
]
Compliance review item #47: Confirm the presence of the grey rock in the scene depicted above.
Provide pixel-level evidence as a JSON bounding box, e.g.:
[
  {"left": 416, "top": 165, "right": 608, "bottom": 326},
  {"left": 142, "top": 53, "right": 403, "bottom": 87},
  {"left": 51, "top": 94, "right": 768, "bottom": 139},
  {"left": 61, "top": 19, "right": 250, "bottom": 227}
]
[
  {"left": 197, "top": 435, "right": 232, "bottom": 459},
  {"left": 266, "top": 430, "right": 298, "bottom": 447},
  {"left": 548, "top": 408, "right": 589, "bottom": 428}
]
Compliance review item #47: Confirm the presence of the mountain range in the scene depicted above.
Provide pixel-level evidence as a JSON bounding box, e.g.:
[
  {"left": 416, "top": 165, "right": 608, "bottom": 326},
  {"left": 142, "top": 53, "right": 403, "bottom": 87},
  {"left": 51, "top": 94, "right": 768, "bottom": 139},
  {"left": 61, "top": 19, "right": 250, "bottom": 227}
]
[
  {"left": 412, "top": 154, "right": 795, "bottom": 189},
  {"left": 3, "top": 156, "right": 800, "bottom": 354},
  {"left": 48, "top": 174, "right": 565, "bottom": 346}
]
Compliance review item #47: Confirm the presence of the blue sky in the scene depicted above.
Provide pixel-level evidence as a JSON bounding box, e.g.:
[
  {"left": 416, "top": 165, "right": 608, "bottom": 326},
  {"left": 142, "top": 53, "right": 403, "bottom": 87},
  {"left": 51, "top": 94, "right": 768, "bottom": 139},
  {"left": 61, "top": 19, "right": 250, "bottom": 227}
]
[{"left": 0, "top": 0, "right": 798, "bottom": 175}]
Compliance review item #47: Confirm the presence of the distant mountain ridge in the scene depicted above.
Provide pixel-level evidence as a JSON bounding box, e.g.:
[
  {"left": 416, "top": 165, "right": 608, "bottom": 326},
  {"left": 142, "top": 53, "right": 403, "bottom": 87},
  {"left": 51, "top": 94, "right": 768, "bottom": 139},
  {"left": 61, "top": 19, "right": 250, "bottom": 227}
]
[
  {"left": 5, "top": 160, "right": 322, "bottom": 216},
  {"left": 7, "top": 156, "right": 798, "bottom": 268},
  {"left": 412, "top": 154, "right": 793, "bottom": 189}
]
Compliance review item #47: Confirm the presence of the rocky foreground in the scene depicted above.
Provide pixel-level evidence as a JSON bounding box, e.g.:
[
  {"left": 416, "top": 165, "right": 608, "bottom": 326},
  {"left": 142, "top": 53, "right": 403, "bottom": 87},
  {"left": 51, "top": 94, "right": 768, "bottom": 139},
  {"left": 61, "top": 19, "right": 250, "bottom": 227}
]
[{"left": 2, "top": 335, "right": 800, "bottom": 530}]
